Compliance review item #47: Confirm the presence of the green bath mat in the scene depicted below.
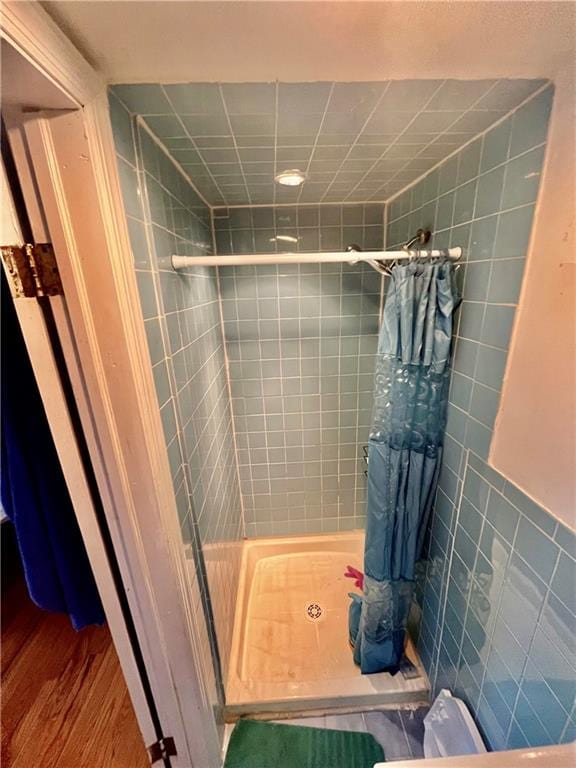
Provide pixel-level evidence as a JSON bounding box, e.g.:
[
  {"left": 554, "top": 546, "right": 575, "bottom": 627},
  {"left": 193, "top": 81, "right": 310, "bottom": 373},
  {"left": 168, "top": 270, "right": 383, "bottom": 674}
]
[{"left": 224, "top": 719, "right": 385, "bottom": 768}]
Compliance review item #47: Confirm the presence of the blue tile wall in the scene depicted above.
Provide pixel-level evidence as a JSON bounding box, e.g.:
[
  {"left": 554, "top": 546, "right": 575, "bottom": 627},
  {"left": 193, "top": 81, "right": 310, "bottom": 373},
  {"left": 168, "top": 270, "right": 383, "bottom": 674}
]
[
  {"left": 216, "top": 204, "right": 385, "bottom": 536},
  {"left": 388, "top": 84, "right": 576, "bottom": 750},
  {"left": 110, "top": 79, "right": 545, "bottom": 206},
  {"left": 109, "top": 90, "right": 244, "bottom": 686}
]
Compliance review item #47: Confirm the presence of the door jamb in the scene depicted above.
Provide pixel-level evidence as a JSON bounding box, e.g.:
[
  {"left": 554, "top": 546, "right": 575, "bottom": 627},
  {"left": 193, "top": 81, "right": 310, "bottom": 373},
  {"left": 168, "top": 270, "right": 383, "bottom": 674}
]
[{"left": 1, "top": 3, "right": 222, "bottom": 766}]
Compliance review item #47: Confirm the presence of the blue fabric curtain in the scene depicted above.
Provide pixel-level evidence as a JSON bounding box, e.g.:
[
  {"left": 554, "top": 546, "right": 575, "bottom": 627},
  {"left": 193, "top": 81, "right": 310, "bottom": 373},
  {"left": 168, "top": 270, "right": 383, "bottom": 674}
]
[
  {"left": 1, "top": 272, "right": 105, "bottom": 630},
  {"left": 349, "top": 261, "right": 460, "bottom": 674}
]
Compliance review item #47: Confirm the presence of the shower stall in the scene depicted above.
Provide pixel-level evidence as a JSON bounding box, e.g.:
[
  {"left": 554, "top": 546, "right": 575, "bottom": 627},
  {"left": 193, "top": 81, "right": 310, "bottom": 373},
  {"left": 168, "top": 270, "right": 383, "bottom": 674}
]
[{"left": 107, "top": 76, "right": 575, "bottom": 751}]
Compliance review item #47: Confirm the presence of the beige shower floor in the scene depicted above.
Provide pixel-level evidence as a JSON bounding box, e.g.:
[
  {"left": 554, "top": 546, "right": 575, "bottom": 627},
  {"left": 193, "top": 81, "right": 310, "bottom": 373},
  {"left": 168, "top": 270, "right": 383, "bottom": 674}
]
[
  {"left": 242, "top": 550, "right": 365, "bottom": 683},
  {"left": 226, "top": 533, "right": 429, "bottom": 715}
]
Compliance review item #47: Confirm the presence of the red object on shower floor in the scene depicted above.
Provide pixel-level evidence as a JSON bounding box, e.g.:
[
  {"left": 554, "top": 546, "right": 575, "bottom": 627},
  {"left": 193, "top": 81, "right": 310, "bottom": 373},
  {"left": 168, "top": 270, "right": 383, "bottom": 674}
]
[{"left": 344, "top": 565, "right": 364, "bottom": 589}]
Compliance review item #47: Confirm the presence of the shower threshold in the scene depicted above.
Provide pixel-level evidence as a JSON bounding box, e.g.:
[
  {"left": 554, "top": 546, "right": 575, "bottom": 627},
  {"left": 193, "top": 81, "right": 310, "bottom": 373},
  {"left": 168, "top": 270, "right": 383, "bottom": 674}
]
[{"left": 225, "top": 531, "right": 429, "bottom": 717}]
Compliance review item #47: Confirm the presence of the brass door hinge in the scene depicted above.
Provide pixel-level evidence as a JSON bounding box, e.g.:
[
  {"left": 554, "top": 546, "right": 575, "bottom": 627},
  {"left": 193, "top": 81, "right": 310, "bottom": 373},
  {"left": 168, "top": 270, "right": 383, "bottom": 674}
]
[
  {"left": 147, "top": 736, "right": 177, "bottom": 764},
  {"left": 1, "top": 243, "right": 63, "bottom": 298}
]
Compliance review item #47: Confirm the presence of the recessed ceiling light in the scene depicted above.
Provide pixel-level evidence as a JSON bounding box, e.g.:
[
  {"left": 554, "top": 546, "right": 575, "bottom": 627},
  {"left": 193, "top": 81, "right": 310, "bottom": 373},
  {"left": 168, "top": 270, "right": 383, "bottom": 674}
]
[{"left": 275, "top": 169, "right": 307, "bottom": 186}]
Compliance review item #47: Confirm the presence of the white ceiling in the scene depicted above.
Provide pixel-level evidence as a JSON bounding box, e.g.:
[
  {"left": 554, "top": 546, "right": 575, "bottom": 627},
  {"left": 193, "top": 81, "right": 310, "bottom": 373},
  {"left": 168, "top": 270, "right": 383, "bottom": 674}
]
[{"left": 41, "top": 1, "right": 575, "bottom": 85}]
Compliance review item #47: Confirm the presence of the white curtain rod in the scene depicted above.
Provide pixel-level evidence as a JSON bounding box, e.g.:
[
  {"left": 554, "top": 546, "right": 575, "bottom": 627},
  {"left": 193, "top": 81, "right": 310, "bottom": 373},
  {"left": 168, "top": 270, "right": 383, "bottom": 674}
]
[{"left": 171, "top": 247, "right": 462, "bottom": 270}]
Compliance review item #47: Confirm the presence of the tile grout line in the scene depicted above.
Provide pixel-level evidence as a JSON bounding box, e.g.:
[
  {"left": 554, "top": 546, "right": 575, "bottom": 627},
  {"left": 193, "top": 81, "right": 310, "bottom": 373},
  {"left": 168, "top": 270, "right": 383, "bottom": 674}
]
[
  {"left": 431, "top": 446, "right": 469, "bottom": 694},
  {"left": 147, "top": 94, "right": 218, "bottom": 209},
  {"left": 386, "top": 80, "right": 551, "bottom": 206},
  {"left": 374, "top": 80, "right": 502, "bottom": 202},
  {"left": 344, "top": 79, "right": 456, "bottom": 202},
  {"left": 387, "top": 142, "right": 544, "bottom": 227},
  {"left": 297, "top": 83, "right": 335, "bottom": 206},
  {"left": 319, "top": 81, "right": 394, "bottom": 203}
]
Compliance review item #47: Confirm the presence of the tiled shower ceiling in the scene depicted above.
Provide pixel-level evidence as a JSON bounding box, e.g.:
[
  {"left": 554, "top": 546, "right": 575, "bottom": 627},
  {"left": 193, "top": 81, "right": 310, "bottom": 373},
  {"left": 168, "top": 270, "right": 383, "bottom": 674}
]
[{"left": 111, "top": 79, "right": 546, "bottom": 206}]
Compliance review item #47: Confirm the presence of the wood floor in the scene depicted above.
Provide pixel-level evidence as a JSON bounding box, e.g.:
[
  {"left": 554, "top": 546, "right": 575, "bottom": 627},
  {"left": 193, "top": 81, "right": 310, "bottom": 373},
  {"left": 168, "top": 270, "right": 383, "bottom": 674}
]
[{"left": 1, "top": 535, "right": 149, "bottom": 768}]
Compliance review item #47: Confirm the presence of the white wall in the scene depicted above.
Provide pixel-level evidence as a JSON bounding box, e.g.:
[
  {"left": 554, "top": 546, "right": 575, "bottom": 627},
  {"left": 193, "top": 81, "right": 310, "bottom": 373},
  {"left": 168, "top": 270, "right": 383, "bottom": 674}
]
[
  {"left": 491, "top": 58, "right": 576, "bottom": 527},
  {"left": 43, "top": 1, "right": 574, "bottom": 84}
]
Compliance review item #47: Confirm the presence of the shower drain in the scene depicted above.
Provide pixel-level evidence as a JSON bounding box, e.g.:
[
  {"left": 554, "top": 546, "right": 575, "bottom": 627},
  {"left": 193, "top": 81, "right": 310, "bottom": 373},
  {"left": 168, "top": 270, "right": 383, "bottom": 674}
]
[{"left": 305, "top": 602, "right": 323, "bottom": 621}]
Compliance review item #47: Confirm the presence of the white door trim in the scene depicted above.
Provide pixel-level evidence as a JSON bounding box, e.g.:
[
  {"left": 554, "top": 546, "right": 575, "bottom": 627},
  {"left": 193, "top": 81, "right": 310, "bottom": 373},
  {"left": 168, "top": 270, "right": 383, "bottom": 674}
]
[{"left": 1, "top": 4, "right": 221, "bottom": 766}]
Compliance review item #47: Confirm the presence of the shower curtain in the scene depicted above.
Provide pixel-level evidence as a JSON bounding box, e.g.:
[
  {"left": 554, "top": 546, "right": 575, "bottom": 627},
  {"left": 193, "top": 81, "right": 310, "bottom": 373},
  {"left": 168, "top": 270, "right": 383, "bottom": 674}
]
[
  {"left": 349, "top": 261, "right": 460, "bottom": 674},
  {"left": 1, "top": 272, "right": 105, "bottom": 630}
]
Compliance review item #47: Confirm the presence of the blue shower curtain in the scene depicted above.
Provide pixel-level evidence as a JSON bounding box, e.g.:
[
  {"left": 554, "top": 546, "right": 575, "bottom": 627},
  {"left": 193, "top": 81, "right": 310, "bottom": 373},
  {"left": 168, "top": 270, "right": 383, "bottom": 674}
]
[
  {"left": 349, "top": 261, "right": 459, "bottom": 674},
  {"left": 1, "top": 272, "right": 105, "bottom": 630}
]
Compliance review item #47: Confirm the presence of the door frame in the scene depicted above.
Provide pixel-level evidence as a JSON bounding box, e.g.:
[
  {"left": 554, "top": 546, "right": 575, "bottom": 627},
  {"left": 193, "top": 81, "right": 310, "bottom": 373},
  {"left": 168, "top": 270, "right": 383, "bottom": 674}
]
[{"left": 1, "top": 3, "right": 221, "bottom": 766}]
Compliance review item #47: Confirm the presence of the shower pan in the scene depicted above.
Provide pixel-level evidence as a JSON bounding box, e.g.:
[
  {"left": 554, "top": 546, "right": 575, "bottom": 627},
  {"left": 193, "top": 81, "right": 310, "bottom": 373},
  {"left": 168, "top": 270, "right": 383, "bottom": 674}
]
[{"left": 226, "top": 532, "right": 428, "bottom": 716}]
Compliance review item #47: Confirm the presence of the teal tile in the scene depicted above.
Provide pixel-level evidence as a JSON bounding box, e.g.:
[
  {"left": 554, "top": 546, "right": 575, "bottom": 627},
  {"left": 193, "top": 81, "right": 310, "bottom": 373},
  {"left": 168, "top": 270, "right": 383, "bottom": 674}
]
[
  {"left": 278, "top": 82, "right": 332, "bottom": 113},
  {"left": 529, "top": 627, "right": 576, "bottom": 714},
  {"left": 160, "top": 400, "right": 178, "bottom": 445},
  {"left": 450, "top": 371, "right": 473, "bottom": 411},
  {"left": 516, "top": 517, "right": 559, "bottom": 583},
  {"left": 450, "top": 110, "right": 504, "bottom": 134},
  {"left": 503, "top": 482, "right": 557, "bottom": 537},
  {"left": 181, "top": 114, "right": 230, "bottom": 136},
  {"left": 493, "top": 205, "right": 535, "bottom": 258},
  {"left": 458, "top": 301, "right": 485, "bottom": 342},
  {"left": 474, "top": 79, "right": 546, "bottom": 111},
  {"left": 507, "top": 720, "right": 530, "bottom": 749},
  {"left": 426, "top": 80, "right": 496, "bottom": 111},
  {"left": 163, "top": 83, "right": 225, "bottom": 116},
  {"left": 192, "top": 136, "right": 234, "bottom": 148},
  {"left": 469, "top": 381, "right": 499, "bottom": 429},
  {"left": 378, "top": 79, "right": 440, "bottom": 111},
  {"left": 144, "top": 318, "right": 166, "bottom": 365},
  {"left": 480, "top": 117, "right": 511, "bottom": 172},
  {"left": 464, "top": 261, "right": 492, "bottom": 301},
  {"left": 509, "top": 85, "right": 553, "bottom": 157},
  {"left": 230, "top": 114, "right": 275, "bottom": 136},
  {"left": 171, "top": 148, "right": 202, "bottom": 165},
  {"left": 200, "top": 147, "right": 239, "bottom": 164},
  {"left": 481, "top": 305, "right": 515, "bottom": 350},
  {"left": 455, "top": 526, "right": 478, "bottom": 571},
  {"left": 327, "top": 82, "right": 386, "bottom": 113},
  {"left": 492, "top": 616, "right": 526, "bottom": 678},
  {"left": 468, "top": 453, "right": 506, "bottom": 491},
  {"left": 500, "top": 563, "right": 542, "bottom": 652},
  {"left": 468, "top": 216, "right": 497, "bottom": 261},
  {"left": 152, "top": 360, "right": 171, "bottom": 407},
  {"left": 143, "top": 115, "right": 185, "bottom": 139},
  {"left": 457, "top": 139, "right": 482, "bottom": 184},
  {"left": 112, "top": 83, "right": 172, "bottom": 114},
  {"left": 475, "top": 345, "right": 507, "bottom": 390},
  {"left": 436, "top": 192, "right": 455, "bottom": 230},
  {"left": 501, "top": 145, "right": 546, "bottom": 210},
  {"left": 485, "top": 489, "right": 519, "bottom": 544},
  {"left": 550, "top": 552, "right": 576, "bottom": 616},
  {"left": 475, "top": 165, "right": 505, "bottom": 218},
  {"left": 539, "top": 592, "right": 576, "bottom": 676},
  {"left": 109, "top": 93, "right": 135, "bottom": 165},
  {"left": 513, "top": 693, "right": 553, "bottom": 747},
  {"left": 453, "top": 338, "right": 479, "bottom": 377},
  {"left": 465, "top": 417, "right": 492, "bottom": 459},
  {"left": 422, "top": 170, "right": 440, "bottom": 203},
  {"left": 463, "top": 467, "right": 490, "bottom": 512},
  {"left": 136, "top": 270, "right": 158, "bottom": 320},
  {"left": 438, "top": 155, "right": 459, "bottom": 194},
  {"left": 487, "top": 259, "right": 524, "bottom": 303},
  {"left": 521, "top": 661, "right": 571, "bottom": 742},
  {"left": 222, "top": 83, "right": 276, "bottom": 114},
  {"left": 406, "top": 111, "right": 460, "bottom": 134},
  {"left": 453, "top": 180, "right": 477, "bottom": 225},
  {"left": 555, "top": 523, "right": 576, "bottom": 559},
  {"left": 126, "top": 216, "right": 150, "bottom": 268},
  {"left": 481, "top": 681, "right": 513, "bottom": 735},
  {"left": 116, "top": 158, "right": 142, "bottom": 219}
]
